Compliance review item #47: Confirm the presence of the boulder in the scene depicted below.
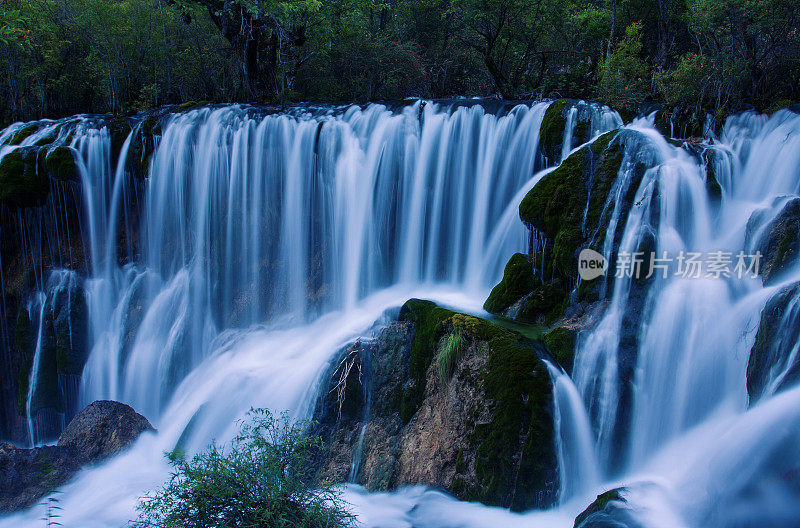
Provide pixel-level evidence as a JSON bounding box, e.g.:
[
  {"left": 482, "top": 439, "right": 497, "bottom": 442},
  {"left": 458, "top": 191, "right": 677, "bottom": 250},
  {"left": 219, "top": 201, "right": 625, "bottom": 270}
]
[
  {"left": 756, "top": 198, "right": 800, "bottom": 285},
  {"left": 314, "top": 299, "right": 559, "bottom": 511},
  {"left": 0, "top": 400, "right": 154, "bottom": 512},
  {"left": 574, "top": 487, "right": 637, "bottom": 528},
  {"left": 747, "top": 282, "right": 800, "bottom": 403},
  {"left": 0, "top": 147, "right": 50, "bottom": 208}
]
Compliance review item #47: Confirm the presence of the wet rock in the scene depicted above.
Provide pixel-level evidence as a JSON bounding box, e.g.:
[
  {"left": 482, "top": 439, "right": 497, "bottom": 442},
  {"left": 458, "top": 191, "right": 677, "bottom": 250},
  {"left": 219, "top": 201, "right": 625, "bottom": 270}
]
[
  {"left": 314, "top": 299, "right": 558, "bottom": 511},
  {"left": 0, "top": 400, "right": 154, "bottom": 512},
  {"left": 747, "top": 281, "right": 800, "bottom": 403},
  {"left": 574, "top": 488, "right": 636, "bottom": 528},
  {"left": 44, "top": 146, "right": 79, "bottom": 182},
  {"left": 483, "top": 253, "right": 537, "bottom": 316},
  {"left": 0, "top": 147, "right": 50, "bottom": 208},
  {"left": 756, "top": 198, "right": 800, "bottom": 285}
]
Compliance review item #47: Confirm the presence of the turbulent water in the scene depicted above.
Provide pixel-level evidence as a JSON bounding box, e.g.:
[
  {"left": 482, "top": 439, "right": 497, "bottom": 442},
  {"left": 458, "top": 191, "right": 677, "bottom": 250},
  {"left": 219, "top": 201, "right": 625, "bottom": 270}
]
[{"left": 2, "top": 101, "right": 800, "bottom": 527}]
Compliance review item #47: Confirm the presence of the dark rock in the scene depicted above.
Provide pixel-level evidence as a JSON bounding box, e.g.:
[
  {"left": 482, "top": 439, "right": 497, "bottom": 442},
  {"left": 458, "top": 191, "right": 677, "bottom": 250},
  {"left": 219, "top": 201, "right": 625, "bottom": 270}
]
[
  {"left": 0, "top": 400, "right": 154, "bottom": 512},
  {"left": 483, "top": 253, "right": 537, "bottom": 315},
  {"left": 756, "top": 198, "right": 800, "bottom": 285},
  {"left": 747, "top": 282, "right": 800, "bottom": 403},
  {"left": 574, "top": 488, "right": 636, "bottom": 528},
  {"left": 0, "top": 147, "right": 50, "bottom": 208},
  {"left": 44, "top": 146, "right": 79, "bottom": 182}
]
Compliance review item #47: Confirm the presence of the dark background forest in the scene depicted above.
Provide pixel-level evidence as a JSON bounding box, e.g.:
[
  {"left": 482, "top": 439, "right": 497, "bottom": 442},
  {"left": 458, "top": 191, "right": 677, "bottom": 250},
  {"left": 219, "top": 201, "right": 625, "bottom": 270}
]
[{"left": 1, "top": 0, "right": 798, "bottom": 124}]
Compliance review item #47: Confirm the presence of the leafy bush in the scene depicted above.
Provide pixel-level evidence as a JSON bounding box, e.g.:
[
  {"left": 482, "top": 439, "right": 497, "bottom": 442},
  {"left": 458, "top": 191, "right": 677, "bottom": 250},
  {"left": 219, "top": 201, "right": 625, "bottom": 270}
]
[{"left": 134, "top": 409, "right": 354, "bottom": 528}]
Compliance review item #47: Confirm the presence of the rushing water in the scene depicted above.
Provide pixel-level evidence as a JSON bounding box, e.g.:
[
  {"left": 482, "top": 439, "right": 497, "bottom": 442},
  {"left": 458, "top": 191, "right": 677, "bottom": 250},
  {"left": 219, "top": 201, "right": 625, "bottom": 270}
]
[{"left": 2, "top": 102, "right": 800, "bottom": 527}]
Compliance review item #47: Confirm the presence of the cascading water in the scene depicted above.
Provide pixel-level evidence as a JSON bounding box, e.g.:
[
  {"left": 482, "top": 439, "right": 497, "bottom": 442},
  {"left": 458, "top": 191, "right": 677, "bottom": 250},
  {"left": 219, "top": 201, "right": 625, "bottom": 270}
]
[{"left": 4, "top": 101, "right": 800, "bottom": 528}]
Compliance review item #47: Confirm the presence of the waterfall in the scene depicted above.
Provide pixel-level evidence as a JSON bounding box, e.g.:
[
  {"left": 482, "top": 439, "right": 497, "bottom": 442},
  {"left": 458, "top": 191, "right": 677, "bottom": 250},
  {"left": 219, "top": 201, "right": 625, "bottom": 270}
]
[{"left": 7, "top": 101, "right": 800, "bottom": 528}]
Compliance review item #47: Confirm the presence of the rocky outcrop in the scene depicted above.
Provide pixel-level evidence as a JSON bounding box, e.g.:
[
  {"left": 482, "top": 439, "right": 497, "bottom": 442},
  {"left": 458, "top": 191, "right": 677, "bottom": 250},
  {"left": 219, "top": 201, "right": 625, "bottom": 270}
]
[
  {"left": 0, "top": 400, "right": 154, "bottom": 512},
  {"left": 573, "top": 487, "right": 637, "bottom": 528},
  {"left": 755, "top": 198, "right": 800, "bottom": 285},
  {"left": 747, "top": 282, "right": 800, "bottom": 403},
  {"left": 314, "top": 299, "right": 559, "bottom": 511}
]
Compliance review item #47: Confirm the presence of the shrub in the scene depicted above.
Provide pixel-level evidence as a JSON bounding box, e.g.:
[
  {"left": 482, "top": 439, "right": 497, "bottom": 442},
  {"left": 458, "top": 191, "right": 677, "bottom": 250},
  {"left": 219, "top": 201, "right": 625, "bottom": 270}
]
[{"left": 134, "top": 409, "right": 354, "bottom": 528}]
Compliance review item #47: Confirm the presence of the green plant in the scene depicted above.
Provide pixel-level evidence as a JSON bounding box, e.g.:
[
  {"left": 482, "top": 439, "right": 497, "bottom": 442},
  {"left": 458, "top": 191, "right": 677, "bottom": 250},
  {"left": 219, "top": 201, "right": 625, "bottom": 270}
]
[
  {"left": 134, "top": 409, "right": 354, "bottom": 528},
  {"left": 597, "top": 22, "right": 649, "bottom": 113},
  {"left": 436, "top": 330, "right": 466, "bottom": 384}
]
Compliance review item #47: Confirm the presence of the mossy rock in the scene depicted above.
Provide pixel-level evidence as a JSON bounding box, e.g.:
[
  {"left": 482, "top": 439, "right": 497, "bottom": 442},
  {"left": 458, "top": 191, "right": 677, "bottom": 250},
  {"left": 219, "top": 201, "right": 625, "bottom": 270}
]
[
  {"left": 401, "top": 300, "right": 558, "bottom": 509},
  {"left": 0, "top": 147, "right": 50, "bottom": 208},
  {"left": 45, "top": 146, "right": 79, "bottom": 182},
  {"left": 757, "top": 198, "right": 800, "bottom": 285},
  {"left": 8, "top": 124, "right": 39, "bottom": 146},
  {"left": 574, "top": 488, "right": 627, "bottom": 528},
  {"left": 484, "top": 253, "right": 537, "bottom": 315},
  {"left": 519, "top": 130, "right": 628, "bottom": 279},
  {"left": 747, "top": 282, "right": 800, "bottom": 403},
  {"left": 177, "top": 100, "right": 210, "bottom": 111},
  {"left": 518, "top": 283, "right": 568, "bottom": 325},
  {"left": 398, "top": 299, "right": 456, "bottom": 424},
  {"left": 455, "top": 313, "right": 557, "bottom": 510},
  {"left": 542, "top": 326, "right": 575, "bottom": 374},
  {"left": 704, "top": 148, "right": 722, "bottom": 200},
  {"left": 540, "top": 99, "right": 570, "bottom": 164}
]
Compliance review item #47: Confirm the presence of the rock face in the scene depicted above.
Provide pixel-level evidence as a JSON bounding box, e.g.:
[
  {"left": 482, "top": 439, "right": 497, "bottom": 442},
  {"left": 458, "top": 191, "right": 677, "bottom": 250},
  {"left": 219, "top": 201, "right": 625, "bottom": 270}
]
[
  {"left": 0, "top": 401, "right": 154, "bottom": 512},
  {"left": 756, "top": 198, "right": 800, "bottom": 285},
  {"left": 573, "top": 487, "right": 638, "bottom": 528},
  {"left": 747, "top": 282, "right": 800, "bottom": 403},
  {"left": 314, "top": 299, "right": 559, "bottom": 511}
]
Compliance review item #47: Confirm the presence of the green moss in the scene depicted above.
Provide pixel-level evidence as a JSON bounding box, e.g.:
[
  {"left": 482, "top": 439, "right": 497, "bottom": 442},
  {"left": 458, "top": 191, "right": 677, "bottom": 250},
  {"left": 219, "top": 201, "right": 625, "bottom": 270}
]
[
  {"left": 9, "top": 124, "right": 39, "bottom": 146},
  {"left": 470, "top": 322, "right": 555, "bottom": 510},
  {"left": 177, "top": 100, "right": 210, "bottom": 111},
  {"left": 0, "top": 148, "right": 50, "bottom": 208},
  {"left": 574, "top": 488, "right": 625, "bottom": 528},
  {"left": 540, "top": 99, "right": 569, "bottom": 163},
  {"left": 542, "top": 327, "right": 575, "bottom": 374},
  {"left": 484, "top": 253, "right": 537, "bottom": 315},
  {"left": 518, "top": 284, "right": 567, "bottom": 324},
  {"left": 398, "top": 299, "right": 455, "bottom": 423},
  {"left": 45, "top": 146, "right": 79, "bottom": 181}
]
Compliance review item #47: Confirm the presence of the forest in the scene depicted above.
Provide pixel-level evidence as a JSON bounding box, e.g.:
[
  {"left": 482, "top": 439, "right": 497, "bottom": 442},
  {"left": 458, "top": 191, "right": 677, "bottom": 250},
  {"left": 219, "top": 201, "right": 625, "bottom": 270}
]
[{"left": 0, "top": 0, "right": 798, "bottom": 124}]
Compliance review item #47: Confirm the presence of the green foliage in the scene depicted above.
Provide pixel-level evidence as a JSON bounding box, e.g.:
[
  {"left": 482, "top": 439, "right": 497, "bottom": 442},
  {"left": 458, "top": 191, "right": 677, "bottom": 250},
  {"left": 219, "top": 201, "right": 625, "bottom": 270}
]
[
  {"left": 134, "top": 409, "right": 354, "bottom": 528},
  {"left": 436, "top": 329, "right": 466, "bottom": 384},
  {"left": 656, "top": 53, "right": 712, "bottom": 108},
  {"left": 598, "top": 23, "right": 649, "bottom": 113}
]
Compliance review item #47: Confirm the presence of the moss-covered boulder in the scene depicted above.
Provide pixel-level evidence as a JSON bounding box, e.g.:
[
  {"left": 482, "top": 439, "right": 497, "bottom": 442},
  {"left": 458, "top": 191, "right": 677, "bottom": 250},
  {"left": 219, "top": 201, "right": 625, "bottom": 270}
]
[
  {"left": 543, "top": 326, "right": 576, "bottom": 374},
  {"left": 484, "top": 253, "right": 537, "bottom": 315},
  {"left": 540, "top": 99, "right": 570, "bottom": 164},
  {"left": 8, "top": 124, "right": 39, "bottom": 146},
  {"left": 756, "top": 198, "right": 800, "bottom": 285},
  {"left": 517, "top": 283, "right": 569, "bottom": 325},
  {"left": 747, "top": 281, "right": 800, "bottom": 403},
  {"left": 519, "top": 130, "right": 632, "bottom": 280},
  {"left": 126, "top": 118, "right": 159, "bottom": 179},
  {"left": 314, "top": 299, "right": 559, "bottom": 510},
  {"left": 0, "top": 147, "right": 50, "bottom": 208},
  {"left": 45, "top": 146, "right": 79, "bottom": 182},
  {"left": 574, "top": 488, "right": 632, "bottom": 528}
]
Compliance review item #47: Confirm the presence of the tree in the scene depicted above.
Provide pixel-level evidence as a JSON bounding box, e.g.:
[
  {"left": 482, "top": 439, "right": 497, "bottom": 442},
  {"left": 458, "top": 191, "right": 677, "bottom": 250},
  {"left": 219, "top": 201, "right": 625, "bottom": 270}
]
[
  {"left": 597, "top": 22, "right": 649, "bottom": 112},
  {"left": 134, "top": 409, "right": 354, "bottom": 528}
]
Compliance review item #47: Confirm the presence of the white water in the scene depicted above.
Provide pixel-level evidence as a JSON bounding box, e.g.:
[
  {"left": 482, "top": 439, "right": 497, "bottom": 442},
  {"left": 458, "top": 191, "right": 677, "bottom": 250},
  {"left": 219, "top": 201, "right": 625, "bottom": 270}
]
[{"left": 4, "top": 103, "right": 800, "bottom": 528}]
